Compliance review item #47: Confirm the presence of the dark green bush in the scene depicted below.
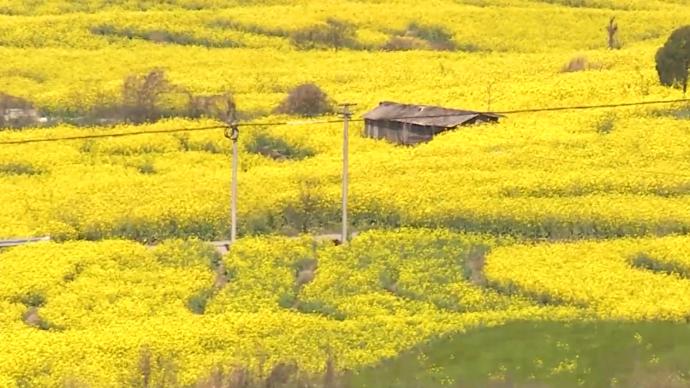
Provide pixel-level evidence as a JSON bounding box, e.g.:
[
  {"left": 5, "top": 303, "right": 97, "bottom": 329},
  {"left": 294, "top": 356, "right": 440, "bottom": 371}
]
[
  {"left": 290, "top": 18, "right": 358, "bottom": 50},
  {"left": 281, "top": 178, "right": 338, "bottom": 234},
  {"left": 595, "top": 112, "right": 616, "bottom": 134},
  {"left": 120, "top": 68, "right": 173, "bottom": 124},
  {"left": 378, "top": 267, "right": 400, "bottom": 293},
  {"left": 0, "top": 163, "right": 42, "bottom": 176},
  {"left": 381, "top": 36, "right": 428, "bottom": 51},
  {"left": 655, "top": 25, "right": 690, "bottom": 94},
  {"left": 403, "top": 22, "right": 455, "bottom": 50},
  {"left": 278, "top": 291, "right": 298, "bottom": 309},
  {"left": 630, "top": 252, "right": 690, "bottom": 278},
  {"left": 177, "top": 134, "right": 225, "bottom": 154},
  {"left": 137, "top": 160, "right": 156, "bottom": 174},
  {"left": 119, "top": 69, "right": 236, "bottom": 124},
  {"left": 209, "top": 19, "right": 289, "bottom": 37},
  {"left": 90, "top": 24, "right": 240, "bottom": 48},
  {"left": 294, "top": 299, "right": 346, "bottom": 321},
  {"left": 186, "top": 288, "right": 215, "bottom": 315},
  {"left": 245, "top": 131, "right": 315, "bottom": 160},
  {"left": 274, "top": 83, "right": 333, "bottom": 117},
  {"left": 14, "top": 291, "right": 47, "bottom": 307}
]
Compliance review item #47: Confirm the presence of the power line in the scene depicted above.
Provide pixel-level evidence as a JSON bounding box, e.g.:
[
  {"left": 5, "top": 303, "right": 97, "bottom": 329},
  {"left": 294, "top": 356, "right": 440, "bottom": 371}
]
[
  {"left": 0, "top": 119, "right": 351, "bottom": 145},
  {"left": 0, "top": 130, "right": 686, "bottom": 181},
  {"left": 370, "top": 98, "right": 690, "bottom": 121},
  {"left": 0, "top": 124, "right": 227, "bottom": 145},
  {"left": 0, "top": 98, "right": 688, "bottom": 146},
  {"left": 491, "top": 98, "right": 690, "bottom": 115},
  {"left": 235, "top": 97, "right": 690, "bottom": 124}
]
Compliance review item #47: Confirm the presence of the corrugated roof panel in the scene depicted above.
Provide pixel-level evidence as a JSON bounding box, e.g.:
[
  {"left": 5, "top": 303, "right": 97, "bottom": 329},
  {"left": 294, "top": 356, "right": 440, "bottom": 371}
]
[{"left": 363, "top": 101, "right": 499, "bottom": 127}]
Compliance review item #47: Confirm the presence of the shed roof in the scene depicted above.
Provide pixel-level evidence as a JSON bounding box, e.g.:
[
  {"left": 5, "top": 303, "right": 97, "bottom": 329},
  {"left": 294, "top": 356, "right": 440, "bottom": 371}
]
[
  {"left": 0, "top": 93, "right": 34, "bottom": 110},
  {"left": 363, "top": 101, "right": 500, "bottom": 128}
]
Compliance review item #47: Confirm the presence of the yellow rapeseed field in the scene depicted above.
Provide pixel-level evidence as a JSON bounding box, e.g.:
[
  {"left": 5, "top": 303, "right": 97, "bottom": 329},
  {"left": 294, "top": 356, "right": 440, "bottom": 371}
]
[
  {"left": 0, "top": 230, "right": 582, "bottom": 386},
  {"left": 2, "top": 0, "right": 690, "bottom": 385},
  {"left": 485, "top": 235, "right": 690, "bottom": 321},
  {"left": 2, "top": 111, "right": 690, "bottom": 240},
  {"left": 2, "top": 229, "right": 689, "bottom": 385},
  {"left": 1, "top": 0, "right": 689, "bottom": 240}
]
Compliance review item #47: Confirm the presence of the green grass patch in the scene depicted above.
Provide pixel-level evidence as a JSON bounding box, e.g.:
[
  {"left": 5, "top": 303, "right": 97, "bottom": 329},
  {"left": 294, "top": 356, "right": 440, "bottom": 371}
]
[{"left": 350, "top": 321, "right": 690, "bottom": 387}]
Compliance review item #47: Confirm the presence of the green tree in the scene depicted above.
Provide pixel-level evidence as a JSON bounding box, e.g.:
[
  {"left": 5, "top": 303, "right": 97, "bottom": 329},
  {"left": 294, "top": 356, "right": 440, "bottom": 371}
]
[{"left": 655, "top": 26, "right": 690, "bottom": 94}]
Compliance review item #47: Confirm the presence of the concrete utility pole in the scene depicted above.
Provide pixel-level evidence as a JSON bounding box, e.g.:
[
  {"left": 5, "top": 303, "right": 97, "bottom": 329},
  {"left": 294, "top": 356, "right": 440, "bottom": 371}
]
[
  {"left": 225, "top": 120, "right": 240, "bottom": 244},
  {"left": 340, "top": 103, "right": 355, "bottom": 244}
]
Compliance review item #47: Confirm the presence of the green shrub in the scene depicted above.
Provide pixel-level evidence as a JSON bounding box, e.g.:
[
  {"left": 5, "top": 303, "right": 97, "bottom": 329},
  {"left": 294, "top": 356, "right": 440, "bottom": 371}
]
[
  {"left": 281, "top": 178, "right": 337, "bottom": 234},
  {"left": 403, "top": 22, "right": 455, "bottom": 50},
  {"left": 90, "top": 24, "right": 240, "bottom": 48},
  {"left": 63, "top": 263, "right": 85, "bottom": 282},
  {"left": 455, "top": 42, "right": 483, "bottom": 52},
  {"left": 539, "top": 0, "right": 588, "bottom": 6},
  {"left": 630, "top": 252, "right": 690, "bottom": 278},
  {"left": 186, "top": 288, "right": 215, "bottom": 315},
  {"left": 294, "top": 299, "right": 346, "bottom": 321},
  {"left": 185, "top": 93, "right": 236, "bottom": 121},
  {"left": 209, "top": 19, "right": 289, "bottom": 38},
  {"left": 652, "top": 103, "right": 690, "bottom": 120},
  {"left": 15, "top": 291, "right": 47, "bottom": 307},
  {"left": 137, "top": 160, "right": 156, "bottom": 174},
  {"left": 655, "top": 25, "right": 690, "bottom": 94},
  {"left": 274, "top": 83, "right": 333, "bottom": 117},
  {"left": 278, "top": 291, "right": 298, "bottom": 309},
  {"left": 176, "top": 134, "right": 226, "bottom": 155},
  {"left": 0, "top": 162, "right": 42, "bottom": 175},
  {"left": 290, "top": 18, "right": 358, "bottom": 50},
  {"left": 595, "top": 112, "right": 616, "bottom": 134},
  {"left": 378, "top": 267, "right": 400, "bottom": 293},
  {"left": 121, "top": 70, "right": 236, "bottom": 124},
  {"left": 245, "top": 131, "right": 315, "bottom": 160},
  {"left": 562, "top": 56, "right": 589, "bottom": 72},
  {"left": 381, "top": 36, "right": 428, "bottom": 51}
]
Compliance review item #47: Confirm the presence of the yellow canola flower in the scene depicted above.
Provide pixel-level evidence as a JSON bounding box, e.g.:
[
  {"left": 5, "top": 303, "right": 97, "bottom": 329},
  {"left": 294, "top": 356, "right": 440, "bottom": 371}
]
[
  {"left": 485, "top": 236, "right": 690, "bottom": 321},
  {"left": 0, "top": 230, "right": 582, "bottom": 386},
  {"left": 3, "top": 113, "right": 690, "bottom": 241}
]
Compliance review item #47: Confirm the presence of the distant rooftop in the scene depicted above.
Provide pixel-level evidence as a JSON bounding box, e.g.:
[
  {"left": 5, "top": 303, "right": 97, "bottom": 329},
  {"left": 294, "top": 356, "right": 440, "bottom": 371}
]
[{"left": 363, "top": 101, "right": 500, "bottom": 128}]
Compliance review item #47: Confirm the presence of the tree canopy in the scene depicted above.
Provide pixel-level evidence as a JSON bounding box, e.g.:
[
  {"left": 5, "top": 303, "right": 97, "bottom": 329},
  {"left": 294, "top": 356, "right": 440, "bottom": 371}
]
[{"left": 655, "top": 25, "right": 690, "bottom": 94}]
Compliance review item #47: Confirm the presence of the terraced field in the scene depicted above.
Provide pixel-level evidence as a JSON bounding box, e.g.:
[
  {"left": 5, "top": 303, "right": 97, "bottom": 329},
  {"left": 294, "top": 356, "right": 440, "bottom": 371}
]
[{"left": 1, "top": 0, "right": 690, "bottom": 386}]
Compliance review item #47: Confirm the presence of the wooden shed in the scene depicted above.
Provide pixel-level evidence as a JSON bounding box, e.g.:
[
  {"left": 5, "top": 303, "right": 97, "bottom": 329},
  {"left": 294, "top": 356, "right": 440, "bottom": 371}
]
[
  {"left": 363, "top": 101, "right": 500, "bottom": 145},
  {"left": 0, "top": 93, "right": 39, "bottom": 128}
]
